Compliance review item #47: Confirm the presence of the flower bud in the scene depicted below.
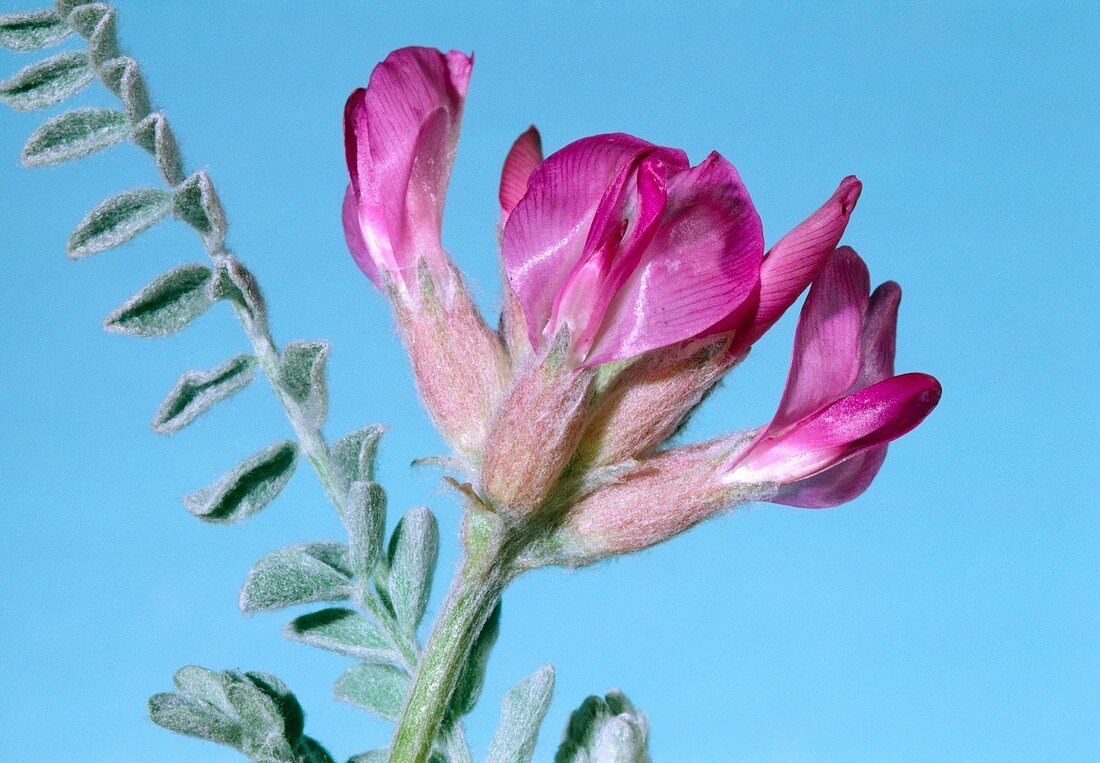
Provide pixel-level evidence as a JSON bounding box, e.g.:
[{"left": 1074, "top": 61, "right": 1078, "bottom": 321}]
[
  {"left": 552, "top": 433, "right": 766, "bottom": 565},
  {"left": 575, "top": 337, "right": 743, "bottom": 467},
  {"left": 480, "top": 331, "right": 595, "bottom": 516}
]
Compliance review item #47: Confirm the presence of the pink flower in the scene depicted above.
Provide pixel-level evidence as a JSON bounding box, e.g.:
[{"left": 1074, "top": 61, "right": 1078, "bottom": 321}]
[
  {"left": 342, "top": 48, "right": 508, "bottom": 461},
  {"left": 551, "top": 247, "right": 940, "bottom": 562},
  {"left": 501, "top": 133, "right": 765, "bottom": 367},
  {"left": 342, "top": 46, "right": 472, "bottom": 304},
  {"left": 573, "top": 175, "right": 863, "bottom": 468},
  {"left": 723, "top": 247, "right": 941, "bottom": 506}
]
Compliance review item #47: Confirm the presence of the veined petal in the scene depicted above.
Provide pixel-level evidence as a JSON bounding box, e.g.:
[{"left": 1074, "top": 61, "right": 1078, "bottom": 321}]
[
  {"left": 499, "top": 126, "right": 543, "bottom": 226},
  {"left": 342, "top": 184, "right": 380, "bottom": 285},
  {"left": 344, "top": 47, "right": 471, "bottom": 288},
  {"left": 771, "top": 445, "right": 887, "bottom": 508},
  {"left": 859, "top": 280, "right": 901, "bottom": 387},
  {"left": 727, "top": 372, "right": 941, "bottom": 486},
  {"left": 502, "top": 133, "right": 678, "bottom": 350},
  {"left": 585, "top": 152, "right": 763, "bottom": 365},
  {"left": 740, "top": 176, "right": 862, "bottom": 349},
  {"left": 770, "top": 246, "right": 869, "bottom": 430}
]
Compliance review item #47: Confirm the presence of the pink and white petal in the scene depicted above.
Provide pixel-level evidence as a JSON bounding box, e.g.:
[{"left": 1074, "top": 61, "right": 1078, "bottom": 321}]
[
  {"left": 770, "top": 446, "right": 887, "bottom": 508},
  {"left": 730, "top": 372, "right": 941, "bottom": 485},
  {"left": 771, "top": 246, "right": 870, "bottom": 431},
  {"left": 499, "top": 126, "right": 543, "bottom": 225},
  {"left": 501, "top": 133, "right": 664, "bottom": 347},
  {"left": 341, "top": 185, "right": 380, "bottom": 285},
  {"left": 858, "top": 280, "right": 901, "bottom": 388},
  {"left": 740, "top": 176, "right": 862, "bottom": 350},
  {"left": 584, "top": 152, "right": 764, "bottom": 365}
]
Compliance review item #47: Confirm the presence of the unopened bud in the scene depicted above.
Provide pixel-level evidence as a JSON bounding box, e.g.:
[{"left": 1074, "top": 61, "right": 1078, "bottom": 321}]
[
  {"left": 552, "top": 432, "right": 769, "bottom": 565},
  {"left": 480, "top": 330, "right": 594, "bottom": 516},
  {"left": 576, "top": 337, "right": 743, "bottom": 468}
]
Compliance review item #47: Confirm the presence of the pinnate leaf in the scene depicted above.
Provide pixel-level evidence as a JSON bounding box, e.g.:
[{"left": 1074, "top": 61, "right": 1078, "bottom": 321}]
[
  {"left": 67, "top": 187, "right": 172, "bottom": 258},
  {"left": 103, "top": 263, "right": 213, "bottom": 337},
  {"left": 488, "top": 665, "right": 555, "bottom": 763},
  {"left": 239, "top": 543, "right": 353, "bottom": 615},
  {"left": 387, "top": 506, "right": 439, "bottom": 634},
  {"left": 22, "top": 107, "right": 129, "bottom": 167},
  {"left": 284, "top": 607, "right": 398, "bottom": 665},
  {"left": 0, "top": 9, "right": 71, "bottom": 52},
  {"left": 152, "top": 354, "right": 256, "bottom": 434},
  {"left": 185, "top": 440, "right": 297, "bottom": 525},
  {"left": 148, "top": 692, "right": 242, "bottom": 748},
  {"left": 333, "top": 663, "right": 408, "bottom": 721},
  {"left": 0, "top": 51, "right": 93, "bottom": 111}
]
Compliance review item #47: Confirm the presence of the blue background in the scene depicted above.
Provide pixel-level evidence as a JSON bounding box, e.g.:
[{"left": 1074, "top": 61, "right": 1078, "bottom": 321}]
[{"left": 1, "top": 2, "right": 1097, "bottom": 760}]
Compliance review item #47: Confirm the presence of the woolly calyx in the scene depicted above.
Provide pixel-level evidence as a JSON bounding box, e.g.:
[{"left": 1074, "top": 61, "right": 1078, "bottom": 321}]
[
  {"left": 394, "top": 261, "right": 510, "bottom": 464},
  {"left": 575, "top": 336, "right": 744, "bottom": 468},
  {"left": 479, "top": 329, "right": 595, "bottom": 517},
  {"left": 546, "top": 432, "right": 769, "bottom": 566}
]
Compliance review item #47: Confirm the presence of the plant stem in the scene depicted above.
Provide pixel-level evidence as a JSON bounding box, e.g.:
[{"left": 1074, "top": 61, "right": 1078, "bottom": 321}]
[{"left": 388, "top": 536, "right": 513, "bottom": 763}]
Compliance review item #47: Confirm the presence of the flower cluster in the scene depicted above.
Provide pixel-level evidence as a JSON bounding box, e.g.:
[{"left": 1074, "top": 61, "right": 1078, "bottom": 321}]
[{"left": 342, "top": 47, "right": 940, "bottom": 565}]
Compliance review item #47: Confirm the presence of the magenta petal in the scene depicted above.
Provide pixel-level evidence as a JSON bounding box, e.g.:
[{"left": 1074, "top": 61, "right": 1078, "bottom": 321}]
[
  {"left": 732, "top": 372, "right": 941, "bottom": 485},
  {"left": 741, "top": 176, "right": 862, "bottom": 349},
  {"left": 771, "top": 247, "right": 870, "bottom": 431},
  {"left": 499, "top": 126, "right": 543, "bottom": 226},
  {"left": 859, "top": 280, "right": 901, "bottom": 387},
  {"left": 351, "top": 47, "right": 470, "bottom": 278},
  {"left": 771, "top": 446, "right": 887, "bottom": 508},
  {"left": 502, "top": 133, "right": 670, "bottom": 349},
  {"left": 584, "top": 152, "right": 764, "bottom": 365},
  {"left": 342, "top": 184, "right": 379, "bottom": 285}
]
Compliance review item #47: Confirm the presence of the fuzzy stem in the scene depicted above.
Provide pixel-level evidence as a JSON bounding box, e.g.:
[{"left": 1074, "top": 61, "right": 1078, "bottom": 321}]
[{"left": 388, "top": 537, "right": 513, "bottom": 763}]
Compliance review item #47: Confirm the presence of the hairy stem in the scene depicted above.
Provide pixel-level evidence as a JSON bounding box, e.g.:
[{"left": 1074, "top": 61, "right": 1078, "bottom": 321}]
[{"left": 389, "top": 536, "right": 514, "bottom": 763}]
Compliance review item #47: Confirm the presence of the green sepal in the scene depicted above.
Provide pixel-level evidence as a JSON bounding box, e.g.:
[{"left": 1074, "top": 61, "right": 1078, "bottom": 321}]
[
  {"left": 333, "top": 663, "right": 409, "bottom": 721},
  {"left": 387, "top": 506, "right": 439, "bottom": 635},
  {"left": 239, "top": 542, "right": 353, "bottom": 615},
  {"left": 103, "top": 263, "right": 213, "bottom": 337},
  {"left": 185, "top": 440, "right": 297, "bottom": 524},
  {"left": 344, "top": 480, "right": 386, "bottom": 580},
  {"left": 488, "top": 665, "right": 555, "bottom": 763},
  {"left": 332, "top": 424, "right": 385, "bottom": 489},
  {"left": 280, "top": 340, "right": 329, "bottom": 429},
  {"left": 208, "top": 256, "right": 266, "bottom": 333},
  {"left": 67, "top": 186, "right": 172, "bottom": 258},
  {"left": 284, "top": 607, "right": 399, "bottom": 665},
  {"left": 174, "top": 170, "right": 227, "bottom": 251},
  {"left": 152, "top": 354, "right": 256, "bottom": 434},
  {"left": 22, "top": 107, "right": 128, "bottom": 167},
  {"left": 0, "top": 50, "right": 93, "bottom": 111},
  {"left": 99, "top": 55, "right": 150, "bottom": 122},
  {"left": 132, "top": 112, "right": 184, "bottom": 185},
  {"left": 0, "top": 9, "right": 71, "bottom": 52}
]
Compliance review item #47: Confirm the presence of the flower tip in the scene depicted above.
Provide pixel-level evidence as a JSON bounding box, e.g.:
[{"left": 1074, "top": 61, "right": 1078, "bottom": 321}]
[
  {"left": 445, "top": 49, "right": 474, "bottom": 94},
  {"left": 838, "top": 175, "right": 862, "bottom": 214}
]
